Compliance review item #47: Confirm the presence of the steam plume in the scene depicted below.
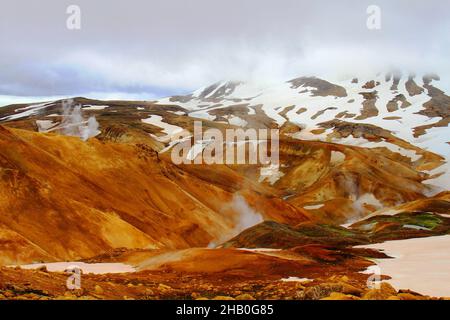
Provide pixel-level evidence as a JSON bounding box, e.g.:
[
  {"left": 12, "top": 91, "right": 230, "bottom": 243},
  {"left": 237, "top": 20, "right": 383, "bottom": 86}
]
[
  {"left": 208, "top": 194, "right": 263, "bottom": 248},
  {"left": 59, "top": 99, "right": 100, "bottom": 141}
]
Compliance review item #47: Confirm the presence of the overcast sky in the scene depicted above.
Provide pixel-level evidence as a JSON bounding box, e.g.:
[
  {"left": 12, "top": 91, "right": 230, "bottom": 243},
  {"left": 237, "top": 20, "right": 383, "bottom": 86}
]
[{"left": 0, "top": 0, "right": 449, "bottom": 105}]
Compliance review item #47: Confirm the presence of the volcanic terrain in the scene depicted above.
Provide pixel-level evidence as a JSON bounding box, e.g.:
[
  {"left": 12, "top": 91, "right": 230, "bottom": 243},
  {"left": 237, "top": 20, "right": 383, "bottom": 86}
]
[{"left": 0, "top": 72, "right": 449, "bottom": 300}]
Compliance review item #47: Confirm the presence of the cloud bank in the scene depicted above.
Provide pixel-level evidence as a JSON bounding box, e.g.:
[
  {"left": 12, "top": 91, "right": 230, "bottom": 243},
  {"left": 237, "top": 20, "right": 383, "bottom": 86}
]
[{"left": 0, "top": 0, "right": 449, "bottom": 104}]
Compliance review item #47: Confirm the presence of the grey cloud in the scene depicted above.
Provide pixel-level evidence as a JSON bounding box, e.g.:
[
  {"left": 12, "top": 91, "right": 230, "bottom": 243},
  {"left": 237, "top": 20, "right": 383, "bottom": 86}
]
[{"left": 0, "top": 0, "right": 449, "bottom": 99}]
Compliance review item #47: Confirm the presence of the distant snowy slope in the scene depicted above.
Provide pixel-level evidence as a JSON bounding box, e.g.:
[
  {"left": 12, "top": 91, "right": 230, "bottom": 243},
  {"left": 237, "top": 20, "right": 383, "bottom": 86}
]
[{"left": 157, "top": 72, "right": 449, "bottom": 191}]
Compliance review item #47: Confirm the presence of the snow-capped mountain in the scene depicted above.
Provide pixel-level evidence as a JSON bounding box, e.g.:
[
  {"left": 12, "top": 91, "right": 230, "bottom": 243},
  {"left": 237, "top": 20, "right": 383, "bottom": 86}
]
[{"left": 157, "top": 72, "right": 450, "bottom": 191}]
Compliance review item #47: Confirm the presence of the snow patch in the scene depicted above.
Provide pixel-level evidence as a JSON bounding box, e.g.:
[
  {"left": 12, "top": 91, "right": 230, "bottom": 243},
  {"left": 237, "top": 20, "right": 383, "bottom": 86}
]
[
  {"left": 423, "top": 162, "right": 450, "bottom": 195},
  {"left": 141, "top": 115, "right": 183, "bottom": 136},
  {"left": 259, "top": 164, "right": 284, "bottom": 185},
  {"left": 82, "top": 105, "right": 109, "bottom": 110},
  {"left": 36, "top": 120, "right": 57, "bottom": 131},
  {"left": 280, "top": 277, "right": 313, "bottom": 283},
  {"left": 1, "top": 102, "right": 54, "bottom": 121},
  {"left": 16, "top": 262, "right": 136, "bottom": 274},
  {"left": 330, "top": 151, "right": 346, "bottom": 164},
  {"left": 239, "top": 248, "right": 282, "bottom": 252},
  {"left": 228, "top": 116, "right": 248, "bottom": 127},
  {"left": 303, "top": 204, "right": 325, "bottom": 210},
  {"left": 356, "top": 235, "right": 450, "bottom": 297}
]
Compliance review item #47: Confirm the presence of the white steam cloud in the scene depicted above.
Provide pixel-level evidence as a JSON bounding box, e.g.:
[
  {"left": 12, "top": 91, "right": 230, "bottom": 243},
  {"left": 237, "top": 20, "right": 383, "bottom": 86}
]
[
  {"left": 231, "top": 194, "right": 264, "bottom": 234},
  {"left": 60, "top": 99, "right": 100, "bottom": 141},
  {"left": 39, "top": 99, "right": 100, "bottom": 141},
  {"left": 352, "top": 193, "right": 383, "bottom": 216},
  {"left": 208, "top": 194, "right": 263, "bottom": 248}
]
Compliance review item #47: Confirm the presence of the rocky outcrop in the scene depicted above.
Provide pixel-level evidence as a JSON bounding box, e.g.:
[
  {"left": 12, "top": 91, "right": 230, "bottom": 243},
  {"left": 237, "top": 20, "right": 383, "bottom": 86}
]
[{"left": 288, "top": 77, "right": 347, "bottom": 97}]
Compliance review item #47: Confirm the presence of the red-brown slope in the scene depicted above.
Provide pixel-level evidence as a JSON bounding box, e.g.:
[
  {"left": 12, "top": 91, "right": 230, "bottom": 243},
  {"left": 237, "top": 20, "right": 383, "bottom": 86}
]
[{"left": 0, "top": 125, "right": 309, "bottom": 265}]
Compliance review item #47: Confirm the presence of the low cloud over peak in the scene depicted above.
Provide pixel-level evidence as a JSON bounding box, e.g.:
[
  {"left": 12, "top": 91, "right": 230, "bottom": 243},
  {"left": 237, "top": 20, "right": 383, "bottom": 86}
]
[{"left": 0, "top": 0, "right": 449, "bottom": 103}]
